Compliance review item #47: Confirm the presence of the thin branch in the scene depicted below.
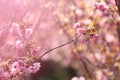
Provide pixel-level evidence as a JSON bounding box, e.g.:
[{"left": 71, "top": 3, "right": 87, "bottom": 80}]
[{"left": 39, "top": 35, "right": 80, "bottom": 59}]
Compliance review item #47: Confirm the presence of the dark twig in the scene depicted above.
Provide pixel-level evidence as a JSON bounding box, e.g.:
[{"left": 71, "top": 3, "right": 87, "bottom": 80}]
[{"left": 39, "top": 35, "right": 80, "bottom": 59}]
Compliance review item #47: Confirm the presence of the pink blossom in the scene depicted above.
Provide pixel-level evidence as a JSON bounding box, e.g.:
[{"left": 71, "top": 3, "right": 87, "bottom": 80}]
[
  {"left": 10, "top": 60, "right": 25, "bottom": 76},
  {"left": 27, "top": 63, "right": 41, "bottom": 73},
  {"left": 76, "top": 28, "right": 84, "bottom": 36},
  {"left": 17, "top": 60, "right": 25, "bottom": 68},
  {"left": 73, "top": 22, "right": 80, "bottom": 29},
  {"left": 94, "top": 2, "right": 109, "bottom": 12},
  {"left": 71, "top": 77, "right": 79, "bottom": 80}
]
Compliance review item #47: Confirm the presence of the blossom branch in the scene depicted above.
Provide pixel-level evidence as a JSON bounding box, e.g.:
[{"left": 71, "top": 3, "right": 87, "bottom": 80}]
[{"left": 39, "top": 35, "right": 80, "bottom": 59}]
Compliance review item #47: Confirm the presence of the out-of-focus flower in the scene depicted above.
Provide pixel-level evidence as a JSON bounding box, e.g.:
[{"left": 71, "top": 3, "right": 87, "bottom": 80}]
[
  {"left": 94, "top": 2, "right": 109, "bottom": 12},
  {"left": 105, "top": 33, "right": 114, "bottom": 43},
  {"left": 71, "top": 77, "right": 78, "bottom": 80},
  {"left": 94, "top": 53, "right": 106, "bottom": 64},
  {"left": 77, "top": 28, "right": 85, "bottom": 36},
  {"left": 71, "top": 76, "right": 85, "bottom": 80},
  {"left": 95, "top": 70, "right": 107, "bottom": 80},
  {"left": 109, "top": 0, "right": 116, "bottom": 6},
  {"left": 75, "top": 9, "right": 83, "bottom": 17}
]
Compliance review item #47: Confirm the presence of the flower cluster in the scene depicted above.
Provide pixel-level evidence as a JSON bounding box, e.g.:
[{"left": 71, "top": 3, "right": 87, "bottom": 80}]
[
  {"left": 0, "top": 23, "right": 41, "bottom": 80},
  {"left": 73, "top": 20, "right": 98, "bottom": 42},
  {"left": 10, "top": 23, "right": 41, "bottom": 56},
  {"left": 27, "top": 63, "right": 41, "bottom": 73},
  {"left": 0, "top": 59, "right": 40, "bottom": 80}
]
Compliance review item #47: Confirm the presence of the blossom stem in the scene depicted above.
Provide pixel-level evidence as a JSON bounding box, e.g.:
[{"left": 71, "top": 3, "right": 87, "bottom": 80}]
[{"left": 39, "top": 35, "right": 80, "bottom": 59}]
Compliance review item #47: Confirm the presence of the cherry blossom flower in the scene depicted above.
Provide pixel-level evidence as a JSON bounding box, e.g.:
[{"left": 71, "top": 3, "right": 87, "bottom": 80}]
[{"left": 27, "top": 63, "right": 41, "bottom": 73}]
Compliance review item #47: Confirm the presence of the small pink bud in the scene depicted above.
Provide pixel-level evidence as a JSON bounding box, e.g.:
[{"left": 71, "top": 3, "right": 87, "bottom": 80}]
[{"left": 32, "top": 47, "right": 41, "bottom": 55}]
